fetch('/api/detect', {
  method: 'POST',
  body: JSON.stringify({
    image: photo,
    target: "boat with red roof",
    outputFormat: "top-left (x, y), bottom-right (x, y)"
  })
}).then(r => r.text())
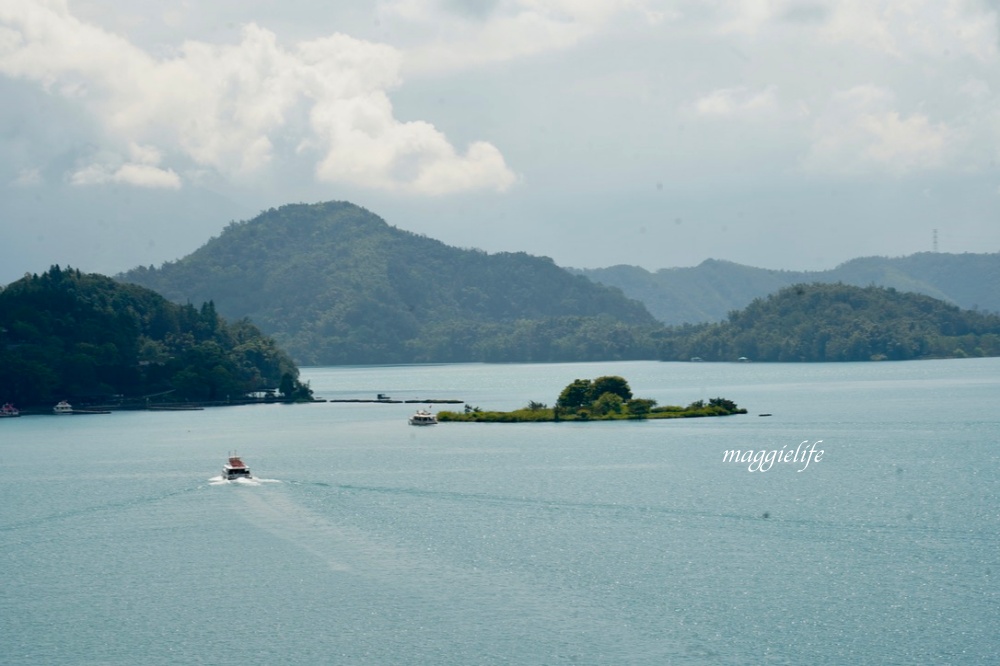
top-left (0, 403), bottom-right (20, 418)
top-left (223, 453), bottom-right (252, 480)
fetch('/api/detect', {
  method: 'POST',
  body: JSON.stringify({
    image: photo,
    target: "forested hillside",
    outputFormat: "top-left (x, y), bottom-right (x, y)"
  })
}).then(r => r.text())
top-left (120, 201), bottom-right (660, 364)
top-left (655, 283), bottom-right (1000, 362)
top-left (0, 266), bottom-right (307, 407)
top-left (575, 252), bottom-right (1000, 325)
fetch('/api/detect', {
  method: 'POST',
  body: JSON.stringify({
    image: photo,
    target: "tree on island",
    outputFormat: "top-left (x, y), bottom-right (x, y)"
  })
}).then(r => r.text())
top-left (557, 375), bottom-right (633, 411)
top-left (558, 375), bottom-right (634, 418)
top-left (556, 379), bottom-right (593, 410)
top-left (279, 372), bottom-right (314, 402)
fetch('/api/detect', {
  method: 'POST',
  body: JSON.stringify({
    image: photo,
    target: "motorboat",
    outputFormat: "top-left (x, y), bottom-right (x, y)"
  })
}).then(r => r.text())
top-left (53, 400), bottom-right (73, 414)
top-left (0, 403), bottom-right (19, 418)
top-left (408, 408), bottom-right (437, 426)
top-left (223, 454), bottom-right (252, 480)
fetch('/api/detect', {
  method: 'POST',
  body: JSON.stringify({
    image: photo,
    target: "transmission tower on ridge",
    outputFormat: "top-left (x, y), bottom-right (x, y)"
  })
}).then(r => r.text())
top-left (933, 229), bottom-right (938, 253)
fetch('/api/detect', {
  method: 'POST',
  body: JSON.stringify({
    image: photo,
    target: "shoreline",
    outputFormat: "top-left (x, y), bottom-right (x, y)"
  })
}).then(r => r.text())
top-left (7, 396), bottom-right (465, 416)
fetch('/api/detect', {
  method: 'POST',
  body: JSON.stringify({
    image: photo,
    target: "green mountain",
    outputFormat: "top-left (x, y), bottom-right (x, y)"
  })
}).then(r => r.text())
top-left (575, 252), bottom-right (1000, 325)
top-left (0, 266), bottom-right (307, 408)
top-left (655, 282), bottom-right (1000, 362)
top-left (119, 201), bottom-right (660, 365)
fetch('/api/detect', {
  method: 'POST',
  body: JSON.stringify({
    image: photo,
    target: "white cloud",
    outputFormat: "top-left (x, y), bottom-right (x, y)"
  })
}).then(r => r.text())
top-left (821, 0), bottom-right (999, 61)
top-left (410, 140), bottom-right (518, 195)
top-left (0, 0), bottom-right (516, 195)
top-left (115, 163), bottom-right (183, 188)
top-left (958, 78), bottom-right (991, 100)
top-left (689, 85), bottom-right (780, 118)
top-left (379, 0), bottom-right (658, 73)
top-left (689, 0), bottom-right (998, 62)
top-left (10, 167), bottom-right (42, 187)
top-left (128, 142), bottom-right (165, 166)
top-left (713, 0), bottom-right (779, 35)
top-left (309, 95), bottom-right (517, 194)
top-left (70, 161), bottom-right (182, 189)
top-left (860, 112), bottom-right (950, 167)
top-left (68, 140), bottom-right (182, 189)
top-left (804, 85), bottom-right (953, 175)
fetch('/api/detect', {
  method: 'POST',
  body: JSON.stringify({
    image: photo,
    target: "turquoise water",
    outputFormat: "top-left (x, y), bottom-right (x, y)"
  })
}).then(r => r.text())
top-left (2, 359), bottom-right (998, 664)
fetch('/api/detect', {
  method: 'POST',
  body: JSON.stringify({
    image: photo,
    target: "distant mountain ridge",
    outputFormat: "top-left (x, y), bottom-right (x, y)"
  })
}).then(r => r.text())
top-left (120, 201), bottom-right (659, 364)
top-left (115, 199), bottom-right (1000, 365)
top-left (573, 252), bottom-right (1000, 325)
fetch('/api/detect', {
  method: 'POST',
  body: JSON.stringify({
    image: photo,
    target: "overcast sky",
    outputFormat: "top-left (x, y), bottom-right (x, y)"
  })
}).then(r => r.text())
top-left (2, 0), bottom-right (999, 285)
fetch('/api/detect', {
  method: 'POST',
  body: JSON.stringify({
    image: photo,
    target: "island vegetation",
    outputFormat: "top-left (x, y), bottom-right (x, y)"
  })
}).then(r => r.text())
top-left (655, 282), bottom-right (1000, 362)
top-left (437, 375), bottom-right (746, 422)
top-left (0, 266), bottom-right (312, 409)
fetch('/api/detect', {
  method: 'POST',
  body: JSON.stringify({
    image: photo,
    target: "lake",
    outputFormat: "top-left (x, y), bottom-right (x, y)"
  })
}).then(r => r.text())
top-left (1, 358), bottom-right (998, 664)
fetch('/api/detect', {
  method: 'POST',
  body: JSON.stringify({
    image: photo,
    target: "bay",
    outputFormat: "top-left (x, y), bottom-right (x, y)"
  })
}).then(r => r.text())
top-left (1, 359), bottom-right (998, 664)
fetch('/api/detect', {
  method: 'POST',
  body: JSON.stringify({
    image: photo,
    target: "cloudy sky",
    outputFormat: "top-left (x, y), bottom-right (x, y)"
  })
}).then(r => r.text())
top-left (2, 0), bottom-right (999, 285)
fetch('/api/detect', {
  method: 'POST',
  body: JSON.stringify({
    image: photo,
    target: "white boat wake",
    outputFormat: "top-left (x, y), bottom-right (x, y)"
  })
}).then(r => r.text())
top-left (208, 475), bottom-right (281, 486)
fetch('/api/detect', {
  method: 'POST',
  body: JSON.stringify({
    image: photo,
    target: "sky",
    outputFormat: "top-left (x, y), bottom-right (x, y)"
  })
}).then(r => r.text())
top-left (2, 0), bottom-right (999, 285)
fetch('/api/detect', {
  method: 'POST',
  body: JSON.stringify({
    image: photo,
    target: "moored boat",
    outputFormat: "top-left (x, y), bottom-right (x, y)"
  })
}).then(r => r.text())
top-left (408, 408), bottom-right (438, 426)
top-left (0, 402), bottom-right (20, 418)
top-left (223, 453), bottom-right (252, 480)
top-left (53, 400), bottom-right (73, 415)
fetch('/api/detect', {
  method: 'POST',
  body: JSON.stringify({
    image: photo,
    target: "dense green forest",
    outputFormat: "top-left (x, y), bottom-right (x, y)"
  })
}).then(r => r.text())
top-left (120, 201), bottom-right (661, 364)
top-left (575, 252), bottom-right (1000, 325)
top-left (655, 283), bottom-right (1000, 362)
top-left (0, 266), bottom-right (309, 408)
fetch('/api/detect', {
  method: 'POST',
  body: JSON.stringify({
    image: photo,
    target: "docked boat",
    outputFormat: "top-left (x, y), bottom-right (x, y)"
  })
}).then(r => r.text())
top-left (0, 403), bottom-right (19, 418)
top-left (223, 454), bottom-right (252, 480)
top-left (408, 408), bottom-right (438, 426)
top-left (53, 400), bottom-right (73, 415)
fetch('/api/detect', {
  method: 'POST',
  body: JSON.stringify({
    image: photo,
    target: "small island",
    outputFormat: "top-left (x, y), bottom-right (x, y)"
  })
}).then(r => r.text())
top-left (437, 375), bottom-right (747, 422)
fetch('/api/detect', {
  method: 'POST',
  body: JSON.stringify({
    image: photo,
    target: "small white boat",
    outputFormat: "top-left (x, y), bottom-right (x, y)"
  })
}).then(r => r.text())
top-left (223, 453), bottom-right (252, 480)
top-left (408, 408), bottom-right (437, 426)
top-left (53, 400), bottom-right (73, 415)
top-left (0, 403), bottom-right (20, 418)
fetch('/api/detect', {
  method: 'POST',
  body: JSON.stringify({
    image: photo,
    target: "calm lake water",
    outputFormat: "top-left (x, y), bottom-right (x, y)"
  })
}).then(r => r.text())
top-left (2, 359), bottom-right (998, 665)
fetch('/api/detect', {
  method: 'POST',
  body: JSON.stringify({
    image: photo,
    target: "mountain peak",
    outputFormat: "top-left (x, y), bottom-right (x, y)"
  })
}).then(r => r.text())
top-left (120, 201), bottom-right (658, 364)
